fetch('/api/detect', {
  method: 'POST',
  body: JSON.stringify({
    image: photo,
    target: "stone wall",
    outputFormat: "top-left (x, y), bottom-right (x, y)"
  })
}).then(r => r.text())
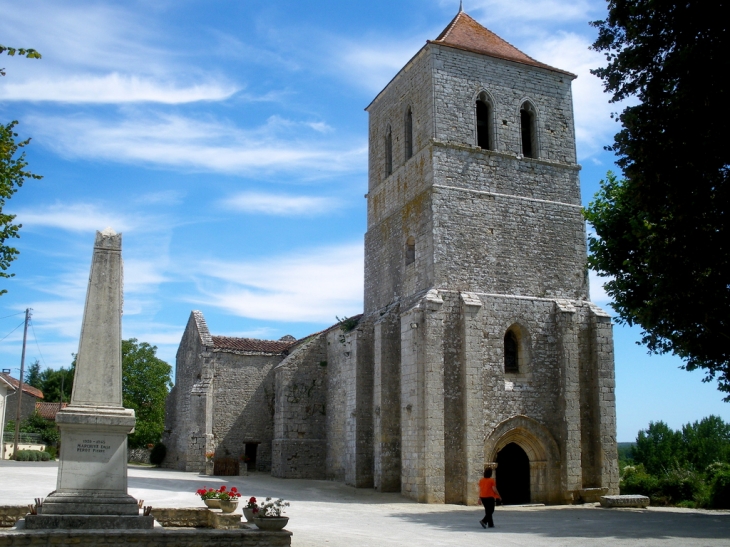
top-left (271, 336), bottom-right (328, 478)
top-left (211, 352), bottom-right (280, 472)
top-left (3, 392), bottom-right (39, 423)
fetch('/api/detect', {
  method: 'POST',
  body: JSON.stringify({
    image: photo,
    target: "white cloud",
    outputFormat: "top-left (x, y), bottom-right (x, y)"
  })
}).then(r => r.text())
top-left (335, 39), bottom-right (425, 93)
top-left (0, 74), bottom-right (237, 104)
top-left (0, 1), bottom-right (237, 105)
top-left (523, 32), bottom-right (618, 159)
top-left (14, 203), bottom-right (137, 234)
top-left (26, 113), bottom-right (367, 176)
top-left (222, 192), bottom-right (341, 216)
top-left (191, 244), bottom-right (363, 323)
top-left (589, 269), bottom-right (613, 308)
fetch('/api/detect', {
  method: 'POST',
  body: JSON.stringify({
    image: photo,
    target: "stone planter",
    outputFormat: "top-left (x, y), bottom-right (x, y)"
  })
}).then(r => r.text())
top-left (205, 460), bottom-right (214, 476)
top-left (219, 500), bottom-right (239, 513)
top-left (253, 516), bottom-right (289, 531)
top-left (242, 507), bottom-right (256, 522)
top-left (239, 462), bottom-right (248, 476)
top-left (203, 499), bottom-right (220, 509)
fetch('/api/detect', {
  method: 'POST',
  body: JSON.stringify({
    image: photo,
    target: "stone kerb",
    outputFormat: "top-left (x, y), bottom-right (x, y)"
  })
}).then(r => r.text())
top-left (600, 495), bottom-right (650, 508)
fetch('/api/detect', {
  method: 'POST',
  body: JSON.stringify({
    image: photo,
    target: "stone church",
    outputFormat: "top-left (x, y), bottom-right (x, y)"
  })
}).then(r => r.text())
top-left (163, 10), bottom-right (619, 505)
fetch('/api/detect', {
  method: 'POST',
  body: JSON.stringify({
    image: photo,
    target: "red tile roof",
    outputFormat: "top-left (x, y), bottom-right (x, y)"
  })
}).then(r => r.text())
top-left (429, 11), bottom-right (575, 77)
top-left (0, 373), bottom-right (44, 399)
top-left (35, 402), bottom-right (67, 420)
top-left (211, 336), bottom-right (297, 355)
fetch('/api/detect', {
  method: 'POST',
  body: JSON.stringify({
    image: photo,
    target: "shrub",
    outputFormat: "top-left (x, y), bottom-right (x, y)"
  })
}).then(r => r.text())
top-left (14, 449), bottom-right (49, 461)
top-left (150, 442), bottom-right (166, 466)
top-left (44, 446), bottom-right (57, 460)
top-left (620, 464), bottom-right (659, 497)
top-left (710, 469), bottom-right (730, 509)
top-left (655, 467), bottom-right (706, 506)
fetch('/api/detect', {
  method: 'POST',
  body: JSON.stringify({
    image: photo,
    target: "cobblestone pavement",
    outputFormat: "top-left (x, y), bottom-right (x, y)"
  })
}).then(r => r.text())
top-left (1, 461), bottom-right (729, 547)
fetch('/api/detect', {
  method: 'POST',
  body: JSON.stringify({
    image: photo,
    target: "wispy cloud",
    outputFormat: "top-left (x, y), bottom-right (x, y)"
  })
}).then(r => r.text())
top-left (589, 269), bottom-right (613, 308)
top-left (191, 244), bottom-right (363, 323)
top-left (14, 203), bottom-right (137, 233)
top-left (0, 74), bottom-right (237, 104)
top-left (221, 192), bottom-right (341, 216)
top-left (0, 1), bottom-right (237, 105)
top-left (26, 113), bottom-right (367, 176)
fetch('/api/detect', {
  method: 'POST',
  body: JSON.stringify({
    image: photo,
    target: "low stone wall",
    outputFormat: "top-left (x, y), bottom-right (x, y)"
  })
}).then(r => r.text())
top-left (150, 507), bottom-right (209, 528)
top-left (0, 528), bottom-right (291, 546)
top-left (0, 508), bottom-right (27, 529)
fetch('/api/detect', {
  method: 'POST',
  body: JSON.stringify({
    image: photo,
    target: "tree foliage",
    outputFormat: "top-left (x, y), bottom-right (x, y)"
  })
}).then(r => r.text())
top-left (24, 359), bottom-right (42, 388)
top-left (37, 366), bottom-right (74, 403)
top-left (1, 45), bottom-right (42, 296)
top-left (122, 338), bottom-right (172, 448)
top-left (586, 0), bottom-right (730, 397)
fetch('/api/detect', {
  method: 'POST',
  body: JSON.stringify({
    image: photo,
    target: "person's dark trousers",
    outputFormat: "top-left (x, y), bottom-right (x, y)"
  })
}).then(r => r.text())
top-left (480, 497), bottom-right (496, 527)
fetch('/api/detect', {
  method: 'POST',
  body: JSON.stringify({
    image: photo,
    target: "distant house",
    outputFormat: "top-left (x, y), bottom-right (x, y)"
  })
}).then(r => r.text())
top-left (0, 373), bottom-right (44, 422)
top-left (35, 402), bottom-right (68, 421)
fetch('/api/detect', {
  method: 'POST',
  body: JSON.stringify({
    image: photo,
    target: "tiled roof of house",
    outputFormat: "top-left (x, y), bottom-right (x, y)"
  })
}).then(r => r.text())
top-left (211, 336), bottom-right (297, 355)
top-left (429, 11), bottom-right (575, 77)
top-left (0, 373), bottom-right (44, 399)
top-left (35, 402), bottom-right (68, 420)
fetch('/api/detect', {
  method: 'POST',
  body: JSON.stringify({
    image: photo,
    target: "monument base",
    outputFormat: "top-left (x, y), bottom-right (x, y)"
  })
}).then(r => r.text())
top-left (42, 491), bottom-right (139, 516)
top-left (24, 515), bottom-right (154, 530)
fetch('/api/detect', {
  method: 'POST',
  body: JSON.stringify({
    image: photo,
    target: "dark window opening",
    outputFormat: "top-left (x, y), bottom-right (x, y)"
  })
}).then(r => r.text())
top-left (405, 108), bottom-right (413, 160)
top-left (520, 104), bottom-right (535, 158)
top-left (405, 236), bottom-right (415, 266)
top-left (244, 443), bottom-right (258, 470)
top-left (504, 330), bottom-right (519, 373)
top-left (385, 128), bottom-right (393, 177)
top-left (476, 100), bottom-right (491, 149)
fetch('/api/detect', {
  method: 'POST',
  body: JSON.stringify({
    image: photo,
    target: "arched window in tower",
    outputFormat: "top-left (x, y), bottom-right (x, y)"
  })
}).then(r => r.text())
top-left (385, 126), bottom-right (393, 177)
top-left (504, 329), bottom-right (519, 373)
top-left (405, 236), bottom-right (415, 266)
top-left (476, 93), bottom-right (493, 150)
top-left (520, 102), bottom-right (537, 158)
top-left (405, 107), bottom-right (413, 161)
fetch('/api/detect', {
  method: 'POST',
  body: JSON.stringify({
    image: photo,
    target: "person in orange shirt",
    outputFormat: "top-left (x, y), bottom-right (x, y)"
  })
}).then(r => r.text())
top-left (478, 467), bottom-right (501, 528)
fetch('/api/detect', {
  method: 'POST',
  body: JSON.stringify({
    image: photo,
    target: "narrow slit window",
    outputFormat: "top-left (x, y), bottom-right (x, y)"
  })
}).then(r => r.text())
top-left (405, 108), bottom-right (413, 160)
top-left (504, 330), bottom-right (519, 373)
top-left (405, 236), bottom-right (415, 266)
top-left (385, 127), bottom-right (393, 177)
top-left (476, 98), bottom-right (491, 150)
top-left (520, 102), bottom-right (536, 158)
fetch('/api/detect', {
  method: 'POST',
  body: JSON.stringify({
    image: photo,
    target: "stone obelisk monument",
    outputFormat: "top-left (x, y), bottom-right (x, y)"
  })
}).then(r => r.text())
top-left (28, 229), bottom-right (152, 529)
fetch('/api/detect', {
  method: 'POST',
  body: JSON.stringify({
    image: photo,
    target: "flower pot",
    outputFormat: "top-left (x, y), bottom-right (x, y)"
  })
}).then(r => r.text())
top-left (219, 500), bottom-right (239, 513)
top-left (204, 499), bottom-right (221, 509)
top-left (205, 461), bottom-right (214, 476)
top-left (253, 516), bottom-right (289, 531)
top-left (242, 507), bottom-right (256, 522)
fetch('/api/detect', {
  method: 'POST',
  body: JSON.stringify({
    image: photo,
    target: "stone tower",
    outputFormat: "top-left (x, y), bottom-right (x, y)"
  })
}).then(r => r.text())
top-left (362, 11), bottom-right (619, 504)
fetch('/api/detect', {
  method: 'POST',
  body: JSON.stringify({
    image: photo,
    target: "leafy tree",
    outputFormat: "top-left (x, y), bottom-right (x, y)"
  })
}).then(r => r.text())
top-left (122, 338), bottom-right (172, 448)
top-left (1, 45), bottom-right (42, 295)
top-left (681, 416), bottom-right (730, 472)
top-left (586, 1), bottom-right (730, 397)
top-left (24, 359), bottom-right (41, 388)
top-left (38, 366), bottom-right (74, 403)
top-left (633, 421), bottom-right (683, 475)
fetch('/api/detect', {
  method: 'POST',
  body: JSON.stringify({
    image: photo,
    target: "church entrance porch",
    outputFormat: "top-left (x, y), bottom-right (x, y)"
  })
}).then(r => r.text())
top-left (496, 442), bottom-right (530, 505)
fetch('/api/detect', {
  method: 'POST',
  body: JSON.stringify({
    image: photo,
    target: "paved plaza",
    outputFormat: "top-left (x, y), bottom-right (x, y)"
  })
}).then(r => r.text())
top-left (1, 460), bottom-right (728, 546)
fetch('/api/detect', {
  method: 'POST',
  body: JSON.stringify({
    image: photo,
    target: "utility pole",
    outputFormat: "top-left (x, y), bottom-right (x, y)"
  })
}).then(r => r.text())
top-left (12, 308), bottom-right (31, 459)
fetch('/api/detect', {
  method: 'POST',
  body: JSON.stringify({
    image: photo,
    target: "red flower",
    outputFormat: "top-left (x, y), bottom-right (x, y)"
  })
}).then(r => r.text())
top-left (249, 497), bottom-right (256, 503)
top-left (231, 487), bottom-right (238, 493)
top-left (219, 486), bottom-right (226, 492)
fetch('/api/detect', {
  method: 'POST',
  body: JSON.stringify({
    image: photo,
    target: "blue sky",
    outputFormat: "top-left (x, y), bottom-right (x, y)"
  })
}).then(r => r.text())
top-left (0, 0), bottom-right (726, 442)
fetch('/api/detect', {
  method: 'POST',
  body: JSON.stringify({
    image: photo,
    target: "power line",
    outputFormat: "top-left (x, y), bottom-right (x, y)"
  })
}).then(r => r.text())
top-left (0, 319), bottom-right (26, 343)
top-left (0, 311), bottom-right (25, 320)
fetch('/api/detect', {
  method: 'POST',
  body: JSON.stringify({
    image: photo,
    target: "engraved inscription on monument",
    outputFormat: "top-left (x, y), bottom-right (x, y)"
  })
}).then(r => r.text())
top-left (76, 440), bottom-right (111, 454)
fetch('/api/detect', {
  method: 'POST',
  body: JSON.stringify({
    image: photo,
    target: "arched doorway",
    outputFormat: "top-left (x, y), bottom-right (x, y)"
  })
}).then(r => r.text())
top-left (496, 442), bottom-right (530, 505)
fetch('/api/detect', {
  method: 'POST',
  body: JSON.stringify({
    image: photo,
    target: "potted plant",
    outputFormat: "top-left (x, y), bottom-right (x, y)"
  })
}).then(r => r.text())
top-left (243, 496), bottom-right (258, 522)
top-left (253, 498), bottom-right (290, 531)
top-left (205, 451), bottom-right (215, 476)
top-left (218, 486), bottom-right (241, 513)
top-left (196, 486), bottom-right (220, 509)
